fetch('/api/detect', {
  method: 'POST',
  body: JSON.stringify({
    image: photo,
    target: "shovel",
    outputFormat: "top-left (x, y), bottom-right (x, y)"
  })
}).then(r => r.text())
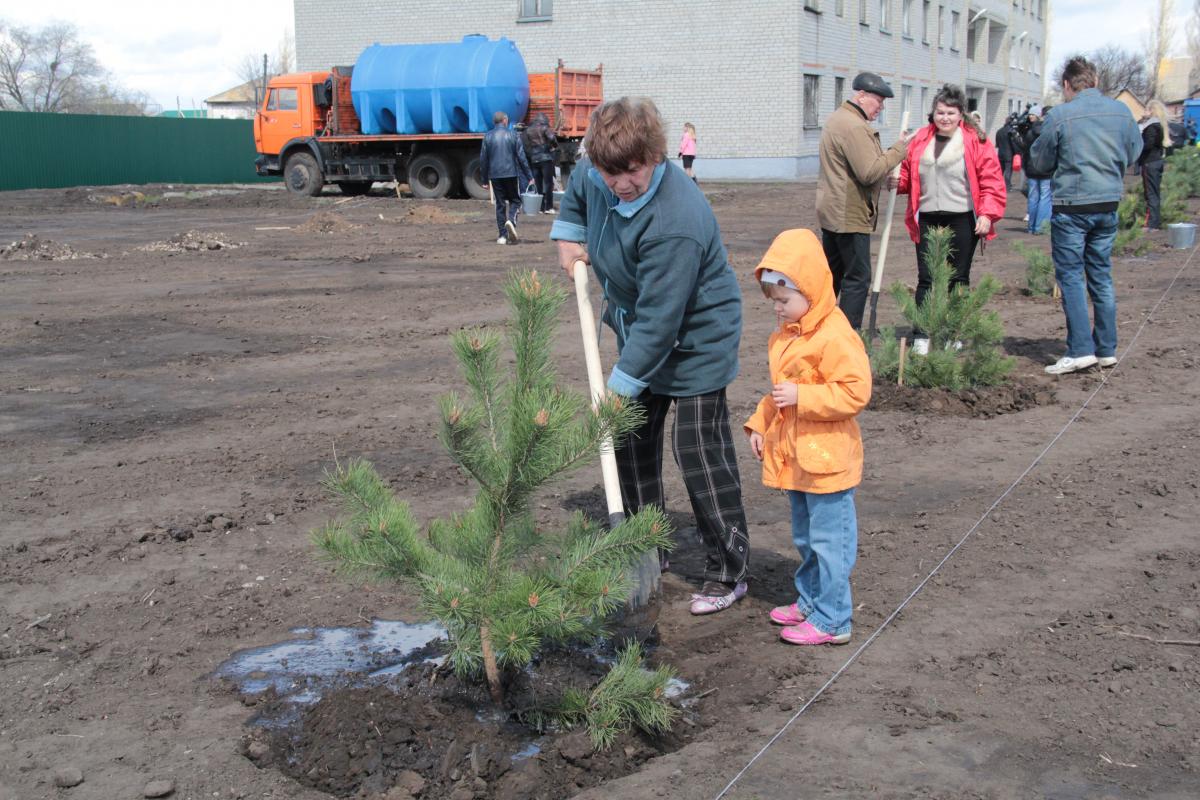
top-left (866, 111), bottom-right (910, 342)
top-left (571, 260), bottom-right (661, 612)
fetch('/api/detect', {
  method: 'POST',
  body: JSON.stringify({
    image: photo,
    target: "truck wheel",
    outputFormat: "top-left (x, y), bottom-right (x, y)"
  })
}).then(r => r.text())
top-left (407, 153), bottom-right (457, 200)
top-left (461, 155), bottom-right (489, 201)
top-left (338, 181), bottom-right (373, 196)
top-left (284, 152), bottom-right (323, 196)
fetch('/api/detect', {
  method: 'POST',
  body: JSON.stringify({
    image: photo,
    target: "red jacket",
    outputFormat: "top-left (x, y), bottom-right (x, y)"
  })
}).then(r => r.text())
top-left (897, 122), bottom-right (1006, 243)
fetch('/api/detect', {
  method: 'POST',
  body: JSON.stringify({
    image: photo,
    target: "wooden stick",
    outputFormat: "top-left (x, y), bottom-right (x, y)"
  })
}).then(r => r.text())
top-left (866, 110), bottom-right (911, 340)
top-left (898, 336), bottom-right (908, 386)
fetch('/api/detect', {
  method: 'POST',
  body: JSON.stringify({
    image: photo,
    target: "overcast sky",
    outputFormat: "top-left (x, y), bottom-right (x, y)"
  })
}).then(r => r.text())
top-left (0, 0), bottom-right (1179, 112)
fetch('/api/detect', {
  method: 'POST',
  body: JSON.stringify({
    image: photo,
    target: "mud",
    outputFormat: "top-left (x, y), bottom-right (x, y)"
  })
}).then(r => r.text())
top-left (1, 181), bottom-right (1197, 800)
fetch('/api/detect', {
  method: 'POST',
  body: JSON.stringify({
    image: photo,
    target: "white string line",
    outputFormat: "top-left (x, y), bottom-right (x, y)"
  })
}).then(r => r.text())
top-left (714, 241), bottom-right (1199, 800)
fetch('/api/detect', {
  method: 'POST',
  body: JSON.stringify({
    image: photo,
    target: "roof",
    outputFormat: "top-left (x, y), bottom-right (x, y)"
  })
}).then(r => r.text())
top-left (205, 80), bottom-right (260, 105)
top-left (157, 109), bottom-right (208, 118)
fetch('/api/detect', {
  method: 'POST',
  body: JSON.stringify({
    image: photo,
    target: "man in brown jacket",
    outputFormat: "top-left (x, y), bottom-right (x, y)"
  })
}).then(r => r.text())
top-left (817, 71), bottom-right (910, 329)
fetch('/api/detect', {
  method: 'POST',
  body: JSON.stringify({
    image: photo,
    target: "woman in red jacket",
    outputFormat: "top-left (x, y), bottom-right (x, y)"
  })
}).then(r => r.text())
top-left (891, 84), bottom-right (1006, 354)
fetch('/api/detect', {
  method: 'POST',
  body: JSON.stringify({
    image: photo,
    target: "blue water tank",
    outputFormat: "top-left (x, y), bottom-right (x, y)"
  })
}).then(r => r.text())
top-left (351, 35), bottom-right (530, 135)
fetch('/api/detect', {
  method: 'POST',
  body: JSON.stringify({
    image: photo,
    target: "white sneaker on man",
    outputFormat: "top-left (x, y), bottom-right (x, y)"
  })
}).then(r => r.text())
top-left (497, 236), bottom-right (507, 245)
top-left (1097, 356), bottom-right (1118, 368)
top-left (546, 208), bottom-right (556, 214)
top-left (505, 220), bottom-right (519, 243)
top-left (1045, 355), bottom-right (1098, 374)
top-left (911, 338), bottom-right (930, 356)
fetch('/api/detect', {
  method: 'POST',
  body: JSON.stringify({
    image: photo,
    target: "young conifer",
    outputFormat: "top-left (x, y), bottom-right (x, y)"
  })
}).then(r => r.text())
top-left (869, 227), bottom-right (1013, 389)
top-left (313, 271), bottom-right (674, 744)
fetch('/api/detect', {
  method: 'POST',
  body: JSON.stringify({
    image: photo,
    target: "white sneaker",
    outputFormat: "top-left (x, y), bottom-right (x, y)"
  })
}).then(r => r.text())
top-left (1098, 356), bottom-right (1118, 368)
top-left (1045, 355), bottom-right (1098, 375)
top-left (546, 208), bottom-right (556, 214)
top-left (911, 337), bottom-right (930, 356)
top-left (1023, 213), bottom-right (1029, 223)
top-left (505, 220), bottom-right (519, 243)
top-left (497, 236), bottom-right (507, 245)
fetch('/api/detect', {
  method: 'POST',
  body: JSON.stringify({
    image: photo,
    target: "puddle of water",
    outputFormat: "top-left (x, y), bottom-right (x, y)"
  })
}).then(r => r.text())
top-left (213, 619), bottom-right (445, 700)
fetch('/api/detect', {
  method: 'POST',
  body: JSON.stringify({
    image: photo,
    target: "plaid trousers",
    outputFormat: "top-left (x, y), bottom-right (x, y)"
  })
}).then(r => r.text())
top-left (614, 388), bottom-right (750, 584)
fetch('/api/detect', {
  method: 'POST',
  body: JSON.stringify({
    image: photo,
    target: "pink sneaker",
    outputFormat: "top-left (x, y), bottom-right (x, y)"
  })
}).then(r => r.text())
top-left (779, 621), bottom-right (851, 646)
top-left (769, 603), bottom-right (806, 626)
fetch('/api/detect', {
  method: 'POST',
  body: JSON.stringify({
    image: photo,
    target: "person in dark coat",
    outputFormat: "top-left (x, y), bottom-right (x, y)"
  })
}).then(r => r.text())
top-left (1011, 108), bottom-right (1053, 234)
top-left (480, 111), bottom-right (532, 244)
top-left (1139, 101), bottom-right (1167, 231)
top-left (996, 120), bottom-right (1015, 189)
top-left (521, 113), bottom-right (558, 213)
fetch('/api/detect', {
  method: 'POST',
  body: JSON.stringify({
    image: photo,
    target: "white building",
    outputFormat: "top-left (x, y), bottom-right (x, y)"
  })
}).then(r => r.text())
top-left (294, 0), bottom-right (1048, 178)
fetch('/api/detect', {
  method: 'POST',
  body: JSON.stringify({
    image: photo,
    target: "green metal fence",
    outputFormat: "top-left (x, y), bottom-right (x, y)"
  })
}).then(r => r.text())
top-left (0, 111), bottom-right (275, 191)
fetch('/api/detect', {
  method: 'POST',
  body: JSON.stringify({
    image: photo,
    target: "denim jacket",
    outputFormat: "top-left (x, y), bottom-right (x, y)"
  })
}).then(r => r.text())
top-left (1029, 88), bottom-right (1142, 210)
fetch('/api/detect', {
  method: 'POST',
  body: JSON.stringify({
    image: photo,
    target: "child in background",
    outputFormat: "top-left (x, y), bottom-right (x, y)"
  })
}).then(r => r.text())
top-left (678, 122), bottom-right (697, 180)
top-left (744, 229), bottom-right (872, 645)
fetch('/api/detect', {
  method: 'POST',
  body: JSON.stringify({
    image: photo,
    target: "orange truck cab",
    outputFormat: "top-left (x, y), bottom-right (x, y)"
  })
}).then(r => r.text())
top-left (253, 63), bottom-right (602, 200)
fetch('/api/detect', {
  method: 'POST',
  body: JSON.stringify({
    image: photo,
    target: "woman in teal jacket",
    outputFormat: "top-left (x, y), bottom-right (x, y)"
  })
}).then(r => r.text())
top-left (550, 97), bottom-right (750, 615)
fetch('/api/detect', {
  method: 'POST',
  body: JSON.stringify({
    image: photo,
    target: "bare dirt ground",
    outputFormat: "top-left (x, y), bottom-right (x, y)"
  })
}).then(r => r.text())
top-left (1, 180), bottom-right (1198, 800)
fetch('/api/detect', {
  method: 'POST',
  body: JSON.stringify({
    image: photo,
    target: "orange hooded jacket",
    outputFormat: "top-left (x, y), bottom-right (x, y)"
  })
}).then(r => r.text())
top-left (744, 229), bottom-right (872, 494)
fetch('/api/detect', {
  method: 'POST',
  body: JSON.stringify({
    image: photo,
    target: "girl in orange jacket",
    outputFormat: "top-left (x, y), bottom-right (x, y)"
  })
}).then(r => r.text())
top-left (744, 229), bottom-right (872, 645)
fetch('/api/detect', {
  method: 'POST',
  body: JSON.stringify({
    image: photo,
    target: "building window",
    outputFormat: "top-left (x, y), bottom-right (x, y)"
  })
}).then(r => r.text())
top-left (950, 10), bottom-right (960, 50)
top-left (1033, 45), bottom-right (1041, 76)
top-left (937, 6), bottom-right (945, 47)
top-left (836, 0), bottom-right (845, 16)
top-left (879, 0), bottom-right (891, 31)
top-left (518, 0), bottom-right (552, 22)
top-left (920, 85), bottom-right (929, 118)
top-left (902, 0), bottom-right (913, 36)
top-left (860, 0), bottom-right (869, 25)
top-left (804, 74), bottom-right (821, 128)
top-left (834, 76), bottom-right (846, 107)
top-left (922, 1), bottom-right (931, 43)
top-left (805, 0), bottom-right (820, 11)
top-left (901, 84), bottom-right (912, 125)
top-left (1010, 36), bottom-right (1018, 68)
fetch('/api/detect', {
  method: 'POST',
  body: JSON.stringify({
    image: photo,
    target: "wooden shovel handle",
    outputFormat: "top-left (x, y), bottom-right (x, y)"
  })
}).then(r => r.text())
top-left (572, 261), bottom-right (624, 523)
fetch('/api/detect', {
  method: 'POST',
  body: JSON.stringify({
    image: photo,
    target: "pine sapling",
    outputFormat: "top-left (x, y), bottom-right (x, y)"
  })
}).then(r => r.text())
top-left (1012, 241), bottom-right (1054, 297)
top-left (873, 226), bottom-right (1013, 389)
top-left (313, 271), bottom-right (675, 742)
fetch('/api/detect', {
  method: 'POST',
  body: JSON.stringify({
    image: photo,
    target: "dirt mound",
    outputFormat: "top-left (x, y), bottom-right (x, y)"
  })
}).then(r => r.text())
top-left (245, 651), bottom-right (688, 799)
top-left (869, 376), bottom-right (1056, 417)
top-left (296, 211), bottom-right (361, 234)
top-left (0, 234), bottom-right (104, 261)
top-left (402, 205), bottom-right (472, 224)
top-left (138, 230), bottom-right (244, 253)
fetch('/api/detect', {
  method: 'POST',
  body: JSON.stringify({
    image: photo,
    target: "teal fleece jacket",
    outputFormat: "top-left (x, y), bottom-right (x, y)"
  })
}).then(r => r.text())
top-left (550, 159), bottom-right (741, 397)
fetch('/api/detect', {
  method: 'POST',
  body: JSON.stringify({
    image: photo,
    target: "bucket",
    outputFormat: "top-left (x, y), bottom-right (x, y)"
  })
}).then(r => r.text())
top-left (1168, 222), bottom-right (1197, 249)
top-left (521, 192), bottom-right (542, 215)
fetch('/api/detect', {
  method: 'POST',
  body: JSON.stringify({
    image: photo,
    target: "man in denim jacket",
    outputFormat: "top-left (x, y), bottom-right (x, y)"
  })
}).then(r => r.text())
top-left (1030, 56), bottom-right (1142, 375)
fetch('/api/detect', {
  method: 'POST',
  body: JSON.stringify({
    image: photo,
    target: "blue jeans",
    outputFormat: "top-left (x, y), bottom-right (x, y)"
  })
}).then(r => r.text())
top-left (1050, 211), bottom-right (1118, 359)
top-left (1026, 178), bottom-right (1053, 234)
top-left (788, 488), bottom-right (857, 636)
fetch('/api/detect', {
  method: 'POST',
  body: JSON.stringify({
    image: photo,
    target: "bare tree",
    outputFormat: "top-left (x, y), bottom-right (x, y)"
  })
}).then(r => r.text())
top-left (0, 19), bottom-right (148, 114)
top-left (1050, 47), bottom-right (1150, 99)
top-left (1188, 0), bottom-right (1200, 91)
top-left (1092, 45), bottom-right (1150, 97)
top-left (1144, 0), bottom-right (1176, 100)
top-left (234, 30), bottom-right (295, 112)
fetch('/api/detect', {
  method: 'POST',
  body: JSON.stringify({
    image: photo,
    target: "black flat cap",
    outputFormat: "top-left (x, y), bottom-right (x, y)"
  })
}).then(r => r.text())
top-left (852, 71), bottom-right (894, 98)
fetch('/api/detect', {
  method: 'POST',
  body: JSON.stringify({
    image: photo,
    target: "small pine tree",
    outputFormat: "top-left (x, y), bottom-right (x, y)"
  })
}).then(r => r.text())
top-left (1011, 241), bottom-right (1054, 297)
top-left (1115, 192), bottom-right (1150, 256)
top-left (867, 227), bottom-right (1013, 389)
top-left (313, 271), bottom-right (674, 742)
